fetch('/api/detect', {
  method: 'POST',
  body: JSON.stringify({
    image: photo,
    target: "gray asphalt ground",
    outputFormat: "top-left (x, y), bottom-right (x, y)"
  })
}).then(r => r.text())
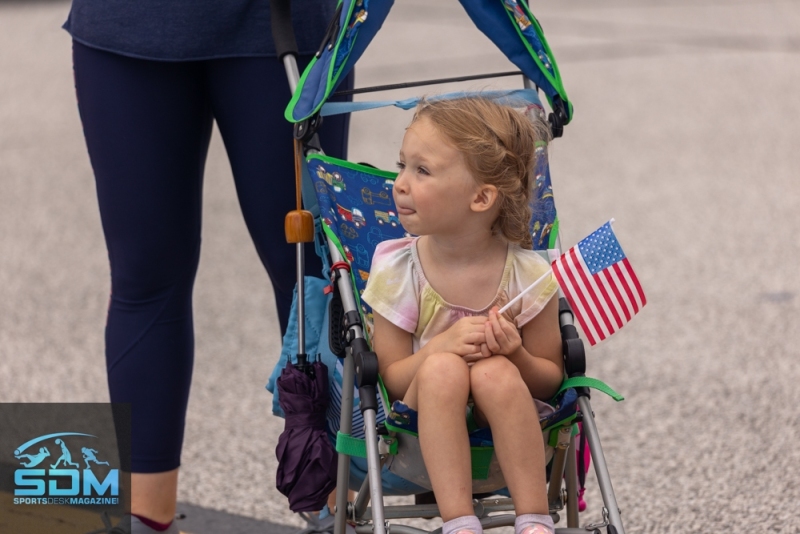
top-left (2, 0), bottom-right (799, 533)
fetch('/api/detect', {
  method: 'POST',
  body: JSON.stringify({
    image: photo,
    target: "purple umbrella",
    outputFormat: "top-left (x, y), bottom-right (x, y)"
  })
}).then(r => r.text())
top-left (275, 359), bottom-right (338, 512)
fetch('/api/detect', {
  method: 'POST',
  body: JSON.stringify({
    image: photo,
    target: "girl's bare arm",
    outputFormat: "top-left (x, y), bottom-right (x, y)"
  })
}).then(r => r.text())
top-left (372, 312), bottom-right (415, 400)
top-left (505, 297), bottom-right (564, 400)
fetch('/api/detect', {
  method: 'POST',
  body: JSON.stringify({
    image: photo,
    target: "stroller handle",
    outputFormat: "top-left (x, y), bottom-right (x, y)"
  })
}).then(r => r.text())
top-left (270, 0), bottom-right (299, 60)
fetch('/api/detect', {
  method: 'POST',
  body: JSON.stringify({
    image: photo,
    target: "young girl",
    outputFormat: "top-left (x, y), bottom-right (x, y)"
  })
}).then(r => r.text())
top-left (361, 97), bottom-right (563, 534)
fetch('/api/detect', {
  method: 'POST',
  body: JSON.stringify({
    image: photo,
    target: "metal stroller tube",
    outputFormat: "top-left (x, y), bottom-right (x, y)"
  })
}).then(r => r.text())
top-left (335, 351), bottom-right (356, 534)
top-left (327, 237), bottom-right (387, 534)
top-left (578, 396), bottom-right (625, 534)
top-left (331, 243), bottom-right (359, 534)
top-left (564, 435), bottom-right (580, 528)
top-left (295, 243), bottom-right (305, 357)
top-left (362, 409), bottom-right (386, 534)
top-left (284, 58), bottom-right (301, 94)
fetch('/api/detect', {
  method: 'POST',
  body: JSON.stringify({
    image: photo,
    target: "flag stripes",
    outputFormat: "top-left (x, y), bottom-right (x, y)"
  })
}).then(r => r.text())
top-left (622, 258), bottom-right (646, 309)
top-left (552, 257), bottom-right (596, 345)
top-left (551, 222), bottom-right (646, 345)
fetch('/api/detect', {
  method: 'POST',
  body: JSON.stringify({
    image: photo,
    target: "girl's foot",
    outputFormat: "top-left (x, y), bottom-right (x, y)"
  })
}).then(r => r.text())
top-left (442, 515), bottom-right (483, 534)
top-left (515, 514), bottom-right (555, 534)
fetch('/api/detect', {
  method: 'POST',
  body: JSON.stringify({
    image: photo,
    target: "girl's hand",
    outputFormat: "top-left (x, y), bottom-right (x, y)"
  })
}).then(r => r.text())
top-left (431, 316), bottom-right (488, 357)
top-left (463, 350), bottom-right (490, 365)
top-left (484, 306), bottom-right (522, 357)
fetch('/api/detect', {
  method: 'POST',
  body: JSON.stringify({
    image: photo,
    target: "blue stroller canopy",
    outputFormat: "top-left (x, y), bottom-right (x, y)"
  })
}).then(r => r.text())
top-left (284, 0), bottom-right (573, 126)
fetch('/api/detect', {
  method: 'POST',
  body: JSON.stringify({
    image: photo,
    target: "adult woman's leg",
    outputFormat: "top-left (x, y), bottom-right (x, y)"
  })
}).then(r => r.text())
top-left (73, 41), bottom-right (213, 523)
top-left (205, 56), bottom-right (352, 335)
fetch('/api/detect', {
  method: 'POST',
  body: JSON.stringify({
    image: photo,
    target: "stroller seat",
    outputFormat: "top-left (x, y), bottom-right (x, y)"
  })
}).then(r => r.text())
top-left (384, 388), bottom-right (580, 494)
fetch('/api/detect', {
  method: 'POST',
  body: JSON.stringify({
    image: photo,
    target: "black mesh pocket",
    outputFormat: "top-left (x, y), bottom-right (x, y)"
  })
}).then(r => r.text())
top-left (328, 289), bottom-right (346, 358)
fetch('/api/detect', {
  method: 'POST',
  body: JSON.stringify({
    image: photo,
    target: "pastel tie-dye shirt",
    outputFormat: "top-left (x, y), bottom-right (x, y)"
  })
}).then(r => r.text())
top-left (361, 237), bottom-right (558, 353)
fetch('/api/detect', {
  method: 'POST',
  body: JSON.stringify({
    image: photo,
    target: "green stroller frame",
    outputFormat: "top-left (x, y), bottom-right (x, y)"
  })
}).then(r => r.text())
top-left (269, 1), bottom-right (627, 533)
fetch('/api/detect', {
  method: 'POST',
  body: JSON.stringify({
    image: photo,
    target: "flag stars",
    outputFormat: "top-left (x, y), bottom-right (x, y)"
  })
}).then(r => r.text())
top-left (579, 223), bottom-right (625, 274)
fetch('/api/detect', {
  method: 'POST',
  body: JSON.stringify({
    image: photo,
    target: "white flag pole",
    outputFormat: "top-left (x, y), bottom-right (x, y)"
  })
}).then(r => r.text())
top-left (498, 268), bottom-right (552, 315)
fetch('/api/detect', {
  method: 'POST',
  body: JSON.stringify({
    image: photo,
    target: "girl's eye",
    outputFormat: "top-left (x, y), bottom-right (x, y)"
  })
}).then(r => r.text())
top-left (417, 167), bottom-right (429, 176)
top-left (396, 161), bottom-right (405, 170)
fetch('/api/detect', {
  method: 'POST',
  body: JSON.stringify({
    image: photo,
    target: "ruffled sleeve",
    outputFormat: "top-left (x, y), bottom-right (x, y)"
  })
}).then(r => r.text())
top-left (509, 247), bottom-right (559, 328)
top-left (361, 238), bottom-right (419, 334)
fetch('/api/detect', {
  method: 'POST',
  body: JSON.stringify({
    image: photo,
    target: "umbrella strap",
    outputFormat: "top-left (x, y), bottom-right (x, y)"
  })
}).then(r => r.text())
top-left (336, 431), bottom-right (398, 458)
top-left (284, 413), bottom-right (328, 429)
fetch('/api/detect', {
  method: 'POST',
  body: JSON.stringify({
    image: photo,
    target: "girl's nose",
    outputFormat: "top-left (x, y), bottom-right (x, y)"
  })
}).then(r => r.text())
top-left (393, 171), bottom-right (407, 193)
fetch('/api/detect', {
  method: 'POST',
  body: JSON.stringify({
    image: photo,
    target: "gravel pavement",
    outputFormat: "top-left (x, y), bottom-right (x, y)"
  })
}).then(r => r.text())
top-left (1, 1), bottom-right (799, 533)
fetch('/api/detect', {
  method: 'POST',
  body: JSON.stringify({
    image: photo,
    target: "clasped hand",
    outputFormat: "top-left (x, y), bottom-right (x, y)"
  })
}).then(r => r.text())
top-left (432, 307), bottom-right (522, 364)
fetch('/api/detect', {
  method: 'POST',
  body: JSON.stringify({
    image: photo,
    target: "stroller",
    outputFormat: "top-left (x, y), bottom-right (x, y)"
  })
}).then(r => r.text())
top-left (267, 1), bottom-right (627, 533)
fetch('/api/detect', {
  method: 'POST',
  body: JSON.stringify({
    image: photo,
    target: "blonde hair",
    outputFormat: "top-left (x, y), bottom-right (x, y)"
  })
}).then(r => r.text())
top-left (411, 97), bottom-right (550, 249)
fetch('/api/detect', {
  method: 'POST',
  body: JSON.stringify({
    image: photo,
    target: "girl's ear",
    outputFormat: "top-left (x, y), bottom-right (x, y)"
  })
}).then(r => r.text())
top-left (471, 184), bottom-right (499, 213)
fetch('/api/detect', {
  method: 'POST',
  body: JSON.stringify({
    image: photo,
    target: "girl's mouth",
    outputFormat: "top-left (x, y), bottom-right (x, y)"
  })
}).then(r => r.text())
top-left (396, 206), bottom-right (415, 215)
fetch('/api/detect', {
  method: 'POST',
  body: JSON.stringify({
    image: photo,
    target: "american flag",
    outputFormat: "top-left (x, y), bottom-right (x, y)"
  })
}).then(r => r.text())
top-left (551, 221), bottom-right (646, 346)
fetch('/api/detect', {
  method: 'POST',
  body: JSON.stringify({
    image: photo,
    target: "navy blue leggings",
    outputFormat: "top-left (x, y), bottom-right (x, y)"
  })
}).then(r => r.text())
top-left (73, 41), bottom-right (351, 472)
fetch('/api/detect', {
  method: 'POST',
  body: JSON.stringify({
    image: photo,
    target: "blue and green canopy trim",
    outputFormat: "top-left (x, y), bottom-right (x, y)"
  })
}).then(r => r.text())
top-left (285, 0), bottom-right (572, 125)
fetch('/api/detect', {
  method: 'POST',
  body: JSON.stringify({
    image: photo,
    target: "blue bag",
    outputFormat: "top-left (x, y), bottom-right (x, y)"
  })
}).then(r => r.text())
top-left (266, 276), bottom-right (331, 418)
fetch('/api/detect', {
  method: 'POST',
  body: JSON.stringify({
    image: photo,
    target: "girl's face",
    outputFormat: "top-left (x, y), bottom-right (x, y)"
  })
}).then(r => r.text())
top-left (394, 116), bottom-right (480, 236)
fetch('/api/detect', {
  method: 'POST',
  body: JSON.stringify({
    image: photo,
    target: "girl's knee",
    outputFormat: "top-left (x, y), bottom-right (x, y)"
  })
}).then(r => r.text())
top-left (417, 352), bottom-right (469, 394)
top-left (470, 355), bottom-right (518, 376)
top-left (469, 357), bottom-right (525, 400)
top-left (419, 352), bottom-right (469, 374)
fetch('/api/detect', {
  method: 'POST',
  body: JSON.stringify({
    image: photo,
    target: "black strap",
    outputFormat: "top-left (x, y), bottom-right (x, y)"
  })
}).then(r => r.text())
top-left (578, 420), bottom-right (587, 490)
top-left (270, 0), bottom-right (298, 59)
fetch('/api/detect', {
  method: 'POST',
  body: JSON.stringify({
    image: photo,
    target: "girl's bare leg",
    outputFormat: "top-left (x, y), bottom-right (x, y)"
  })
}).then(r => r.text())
top-left (470, 357), bottom-right (548, 515)
top-left (404, 352), bottom-right (472, 522)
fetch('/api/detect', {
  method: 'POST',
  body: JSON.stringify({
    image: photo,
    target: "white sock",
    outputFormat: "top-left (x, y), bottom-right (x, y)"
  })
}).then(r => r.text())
top-left (442, 515), bottom-right (483, 534)
top-left (514, 513), bottom-right (555, 534)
